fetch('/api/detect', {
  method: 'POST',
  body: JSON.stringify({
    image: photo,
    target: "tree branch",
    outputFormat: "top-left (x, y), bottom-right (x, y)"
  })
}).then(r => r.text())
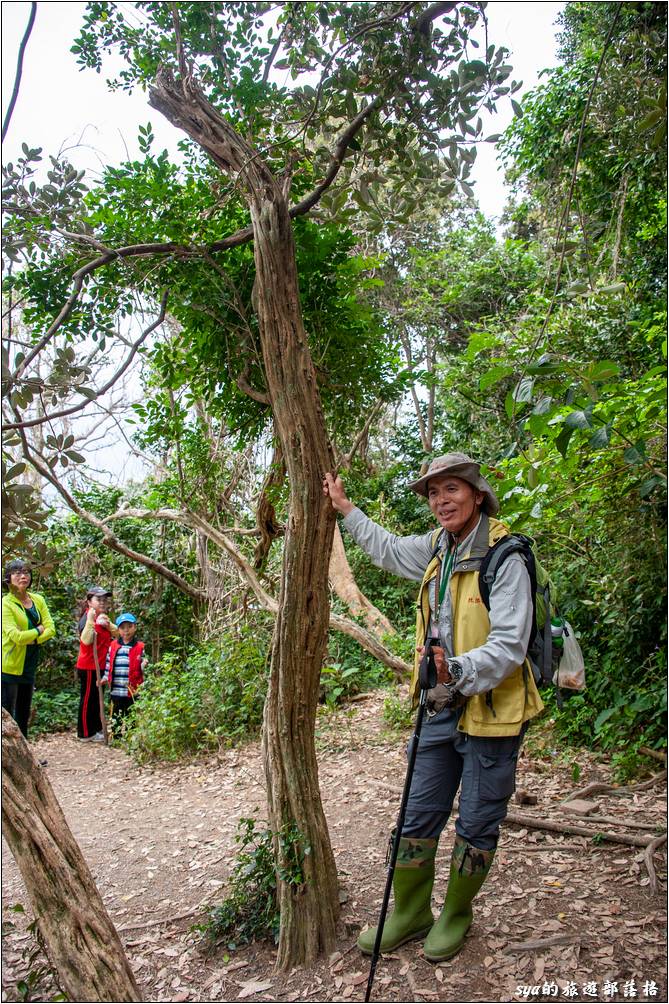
top-left (4, 291), bottom-right (168, 431)
top-left (262, 31), bottom-right (285, 85)
top-left (102, 505), bottom-right (411, 677)
top-left (8, 244), bottom-right (191, 390)
top-left (414, 2), bottom-right (456, 36)
top-left (13, 424), bottom-right (205, 601)
top-left (2, 2), bottom-right (37, 142)
top-left (337, 398), bottom-right (385, 470)
top-left (288, 97), bottom-right (384, 217)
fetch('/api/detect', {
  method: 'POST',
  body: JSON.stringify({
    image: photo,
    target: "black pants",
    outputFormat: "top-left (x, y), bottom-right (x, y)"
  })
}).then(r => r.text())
top-left (77, 669), bottom-right (102, 738)
top-left (110, 695), bottom-right (134, 719)
top-left (2, 679), bottom-right (34, 738)
top-left (402, 707), bottom-right (526, 851)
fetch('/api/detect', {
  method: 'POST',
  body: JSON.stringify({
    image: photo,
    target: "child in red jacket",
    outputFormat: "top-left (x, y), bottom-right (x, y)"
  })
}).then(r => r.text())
top-left (101, 612), bottom-right (147, 726)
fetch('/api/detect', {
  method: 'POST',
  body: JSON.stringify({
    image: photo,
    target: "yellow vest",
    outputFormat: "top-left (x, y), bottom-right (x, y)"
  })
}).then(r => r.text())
top-left (411, 516), bottom-right (544, 737)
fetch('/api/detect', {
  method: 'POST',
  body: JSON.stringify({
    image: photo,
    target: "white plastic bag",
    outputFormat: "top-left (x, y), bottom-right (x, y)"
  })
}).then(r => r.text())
top-left (553, 621), bottom-right (586, 691)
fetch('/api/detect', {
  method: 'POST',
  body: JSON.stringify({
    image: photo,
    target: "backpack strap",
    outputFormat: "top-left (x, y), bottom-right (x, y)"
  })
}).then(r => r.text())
top-left (429, 528), bottom-right (444, 562)
top-left (541, 582), bottom-right (552, 683)
top-left (478, 534), bottom-right (539, 663)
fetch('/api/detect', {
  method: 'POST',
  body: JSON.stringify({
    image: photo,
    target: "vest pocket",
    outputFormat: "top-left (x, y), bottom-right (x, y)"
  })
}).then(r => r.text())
top-left (475, 750), bottom-right (518, 800)
top-left (467, 668), bottom-right (525, 726)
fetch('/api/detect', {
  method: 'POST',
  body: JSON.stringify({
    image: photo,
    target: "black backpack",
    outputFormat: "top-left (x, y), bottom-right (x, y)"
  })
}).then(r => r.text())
top-left (478, 533), bottom-right (556, 690)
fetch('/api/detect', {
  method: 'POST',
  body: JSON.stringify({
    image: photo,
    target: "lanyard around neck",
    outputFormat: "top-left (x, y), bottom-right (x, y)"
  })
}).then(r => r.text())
top-left (438, 546), bottom-right (455, 607)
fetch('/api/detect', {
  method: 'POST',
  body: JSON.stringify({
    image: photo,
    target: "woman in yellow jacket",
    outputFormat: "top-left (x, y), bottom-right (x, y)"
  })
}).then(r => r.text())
top-left (2, 558), bottom-right (56, 737)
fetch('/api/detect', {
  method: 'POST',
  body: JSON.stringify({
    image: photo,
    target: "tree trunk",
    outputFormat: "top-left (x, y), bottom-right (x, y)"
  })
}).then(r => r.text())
top-left (329, 522), bottom-right (395, 639)
top-left (1, 710), bottom-right (142, 1002)
top-left (249, 187), bottom-right (340, 967)
top-left (149, 69), bottom-right (340, 968)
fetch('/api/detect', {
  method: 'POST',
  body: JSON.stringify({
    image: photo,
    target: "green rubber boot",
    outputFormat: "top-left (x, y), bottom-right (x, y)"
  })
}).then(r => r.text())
top-left (423, 836), bottom-right (495, 962)
top-left (357, 834), bottom-right (437, 955)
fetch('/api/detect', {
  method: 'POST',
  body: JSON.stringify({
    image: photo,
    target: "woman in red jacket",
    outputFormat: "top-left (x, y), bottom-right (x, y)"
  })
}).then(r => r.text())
top-left (76, 585), bottom-right (116, 741)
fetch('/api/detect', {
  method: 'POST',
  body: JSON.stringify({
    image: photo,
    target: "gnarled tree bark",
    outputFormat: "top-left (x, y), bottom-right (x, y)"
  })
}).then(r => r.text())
top-left (1, 710), bottom-right (142, 1002)
top-left (149, 69), bottom-right (340, 967)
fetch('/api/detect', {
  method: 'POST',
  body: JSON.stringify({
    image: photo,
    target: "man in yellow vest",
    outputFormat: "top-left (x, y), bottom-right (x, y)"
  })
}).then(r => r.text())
top-left (323, 454), bottom-right (544, 962)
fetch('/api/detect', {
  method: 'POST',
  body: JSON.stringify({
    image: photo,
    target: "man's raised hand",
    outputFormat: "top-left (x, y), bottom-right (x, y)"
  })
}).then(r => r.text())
top-left (322, 473), bottom-right (354, 516)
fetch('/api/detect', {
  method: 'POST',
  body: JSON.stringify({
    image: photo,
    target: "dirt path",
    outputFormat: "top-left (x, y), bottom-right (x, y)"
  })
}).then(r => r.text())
top-left (2, 694), bottom-right (667, 1003)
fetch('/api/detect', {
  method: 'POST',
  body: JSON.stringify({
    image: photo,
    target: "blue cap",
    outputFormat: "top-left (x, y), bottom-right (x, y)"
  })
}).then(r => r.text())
top-left (115, 613), bottom-right (137, 626)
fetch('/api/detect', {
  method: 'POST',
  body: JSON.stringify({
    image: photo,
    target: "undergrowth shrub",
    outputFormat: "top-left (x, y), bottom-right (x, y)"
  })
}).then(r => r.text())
top-left (322, 616), bottom-right (411, 707)
top-left (199, 816), bottom-right (307, 950)
top-left (122, 632), bottom-right (269, 763)
top-left (382, 689), bottom-right (414, 732)
top-left (31, 690), bottom-right (79, 736)
top-left (539, 502), bottom-right (667, 767)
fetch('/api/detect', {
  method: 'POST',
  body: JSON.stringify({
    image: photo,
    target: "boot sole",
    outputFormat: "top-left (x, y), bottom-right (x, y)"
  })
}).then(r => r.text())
top-left (358, 925), bottom-right (433, 956)
top-left (424, 941), bottom-right (465, 963)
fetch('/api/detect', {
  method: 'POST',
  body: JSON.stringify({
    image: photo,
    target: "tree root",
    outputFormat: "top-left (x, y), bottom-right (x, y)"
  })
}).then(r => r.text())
top-left (567, 768), bottom-right (667, 801)
top-left (643, 833), bottom-right (667, 896)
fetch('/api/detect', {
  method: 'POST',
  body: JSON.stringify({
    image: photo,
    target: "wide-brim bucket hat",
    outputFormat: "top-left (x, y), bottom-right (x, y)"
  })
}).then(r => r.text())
top-left (408, 452), bottom-right (500, 515)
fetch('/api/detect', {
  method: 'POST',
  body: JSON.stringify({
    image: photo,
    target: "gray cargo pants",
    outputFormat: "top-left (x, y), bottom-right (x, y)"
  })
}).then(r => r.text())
top-left (401, 706), bottom-right (526, 850)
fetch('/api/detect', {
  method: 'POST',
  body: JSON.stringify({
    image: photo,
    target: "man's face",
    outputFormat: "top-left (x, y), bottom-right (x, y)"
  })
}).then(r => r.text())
top-left (427, 475), bottom-right (484, 537)
top-left (118, 621), bottom-right (137, 643)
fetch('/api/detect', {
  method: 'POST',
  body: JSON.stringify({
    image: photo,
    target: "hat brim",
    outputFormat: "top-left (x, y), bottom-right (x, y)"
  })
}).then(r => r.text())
top-left (408, 464), bottom-right (500, 515)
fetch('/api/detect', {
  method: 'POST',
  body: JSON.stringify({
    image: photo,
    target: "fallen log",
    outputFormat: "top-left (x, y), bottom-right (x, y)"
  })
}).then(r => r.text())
top-left (560, 812), bottom-right (664, 831)
top-left (503, 810), bottom-right (664, 849)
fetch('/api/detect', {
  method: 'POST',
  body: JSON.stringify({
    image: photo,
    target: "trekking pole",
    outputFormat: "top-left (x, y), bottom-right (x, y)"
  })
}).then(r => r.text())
top-left (364, 640), bottom-right (437, 1004)
top-left (92, 635), bottom-right (109, 745)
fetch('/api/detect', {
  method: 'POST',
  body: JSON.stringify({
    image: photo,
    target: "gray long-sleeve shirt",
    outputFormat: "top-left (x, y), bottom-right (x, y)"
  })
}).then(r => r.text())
top-left (341, 507), bottom-right (533, 697)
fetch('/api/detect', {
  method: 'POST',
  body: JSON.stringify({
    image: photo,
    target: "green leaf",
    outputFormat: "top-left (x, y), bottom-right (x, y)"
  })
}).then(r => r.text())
top-left (624, 443), bottom-right (646, 466)
top-left (513, 376), bottom-right (534, 403)
top-left (511, 99), bottom-right (523, 118)
top-left (565, 279), bottom-right (589, 297)
top-left (526, 354), bottom-right (560, 374)
top-left (594, 705), bottom-right (621, 733)
top-left (639, 476), bottom-right (665, 498)
top-left (4, 462), bottom-right (26, 481)
top-left (555, 427), bottom-right (574, 458)
top-left (565, 409), bottom-right (593, 430)
top-left (588, 361), bottom-right (620, 382)
top-left (479, 365), bottom-right (513, 390)
top-left (532, 395), bottom-right (554, 415)
top-left (589, 425), bottom-right (611, 449)
top-left (638, 107), bottom-right (664, 130)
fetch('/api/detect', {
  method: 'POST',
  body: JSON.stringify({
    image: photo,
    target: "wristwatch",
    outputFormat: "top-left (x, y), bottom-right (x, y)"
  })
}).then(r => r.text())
top-left (448, 659), bottom-right (463, 685)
